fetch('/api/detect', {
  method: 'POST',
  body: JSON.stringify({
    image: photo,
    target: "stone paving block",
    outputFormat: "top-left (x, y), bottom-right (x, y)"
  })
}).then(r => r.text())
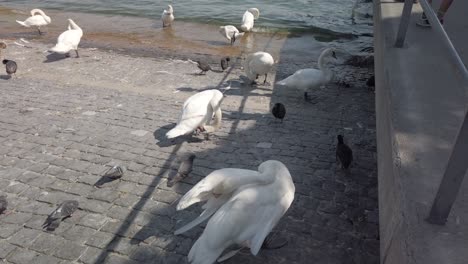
top-left (1, 212), bottom-right (33, 225)
top-left (0, 223), bottom-right (22, 239)
top-left (102, 254), bottom-right (139, 264)
top-left (0, 240), bottom-right (17, 259)
top-left (78, 246), bottom-right (106, 264)
top-left (129, 244), bottom-right (164, 262)
top-left (66, 182), bottom-right (95, 196)
top-left (85, 231), bottom-right (115, 249)
top-left (30, 233), bottom-right (65, 254)
top-left (31, 254), bottom-right (63, 264)
top-left (114, 193), bottom-right (140, 208)
top-left (7, 228), bottom-right (41, 247)
top-left (29, 175), bottom-right (57, 189)
top-left (62, 225), bottom-right (97, 244)
top-left (88, 188), bottom-right (120, 203)
top-left (52, 239), bottom-right (87, 261)
top-left (106, 237), bottom-right (138, 255)
top-left (7, 248), bottom-right (39, 264)
top-left (78, 198), bottom-right (112, 214)
top-left (5, 181), bottom-right (29, 194)
top-left (78, 213), bottom-right (110, 230)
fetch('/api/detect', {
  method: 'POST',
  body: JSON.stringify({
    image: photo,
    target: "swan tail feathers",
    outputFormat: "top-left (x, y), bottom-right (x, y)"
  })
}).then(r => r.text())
top-left (165, 126), bottom-right (189, 139)
top-left (188, 237), bottom-right (224, 264)
top-left (16, 20), bottom-right (28, 27)
top-left (176, 185), bottom-right (212, 210)
top-left (49, 43), bottom-right (71, 54)
top-left (174, 207), bottom-right (216, 235)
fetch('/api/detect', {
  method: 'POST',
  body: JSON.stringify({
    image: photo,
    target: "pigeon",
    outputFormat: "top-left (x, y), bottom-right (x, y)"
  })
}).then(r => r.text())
top-left (94, 165), bottom-right (125, 188)
top-left (336, 135), bottom-right (353, 170)
top-left (272, 103), bottom-right (286, 123)
top-left (0, 195), bottom-right (7, 214)
top-left (220, 57), bottom-right (230, 71)
top-left (196, 60), bottom-right (212, 74)
top-left (167, 154), bottom-right (196, 187)
top-left (103, 165), bottom-right (124, 179)
top-left (3, 59), bottom-right (17, 77)
top-left (43, 200), bottom-right (79, 231)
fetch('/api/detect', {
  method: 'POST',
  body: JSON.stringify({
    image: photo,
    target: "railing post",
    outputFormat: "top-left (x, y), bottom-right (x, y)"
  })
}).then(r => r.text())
top-left (395, 0), bottom-right (414, 48)
top-left (427, 113), bottom-right (468, 225)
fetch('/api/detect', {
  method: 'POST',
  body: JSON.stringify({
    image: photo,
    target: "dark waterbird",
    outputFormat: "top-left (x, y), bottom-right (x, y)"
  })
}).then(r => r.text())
top-left (220, 57), bottom-right (230, 71)
top-left (272, 103), bottom-right (286, 122)
top-left (336, 135), bottom-right (353, 170)
top-left (0, 195), bottom-right (7, 214)
top-left (196, 60), bottom-right (212, 74)
top-left (43, 200), bottom-right (79, 231)
top-left (3, 59), bottom-right (17, 78)
top-left (94, 165), bottom-right (125, 188)
top-left (167, 154), bottom-right (196, 187)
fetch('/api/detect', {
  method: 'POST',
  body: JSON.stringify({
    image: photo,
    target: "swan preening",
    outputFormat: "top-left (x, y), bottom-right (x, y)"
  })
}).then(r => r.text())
top-left (175, 160), bottom-right (295, 264)
top-left (240, 8), bottom-right (260, 32)
top-left (219, 25), bottom-right (244, 45)
top-left (49, 19), bottom-right (83, 57)
top-left (276, 47), bottom-right (338, 100)
top-left (162, 5), bottom-right (174, 27)
top-left (166, 89), bottom-right (224, 139)
top-left (16, 9), bottom-right (51, 35)
top-left (244, 51), bottom-right (275, 85)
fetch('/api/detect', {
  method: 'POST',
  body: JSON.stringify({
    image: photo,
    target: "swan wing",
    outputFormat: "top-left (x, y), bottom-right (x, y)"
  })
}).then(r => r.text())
top-left (176, 168), bottom-right (259, 210)
top-left (23, 15), bottom-right (48, 27)
top-left (277, 68), bottom-right (324, 90)
top-left (241, 11), bottom-right (254, 32)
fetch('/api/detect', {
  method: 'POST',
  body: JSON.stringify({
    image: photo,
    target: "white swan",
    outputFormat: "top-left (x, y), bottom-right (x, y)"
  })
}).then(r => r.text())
top-left (240, 8), bottom-right (260, 32)
top-left (219, 25), bottom-right (244, 45)
top-left (244, 51), bottom-right (275, 85)
top-left (166, 89), bottom-right (224, 139)
top-left (161, 5), bottom-right (174, 27)
top-left (49, 19), bottom-right (83, 57)
top-left (276, 47), bottom-right (337, 100)
top-left (16, 9), bottom-right (51, 35)
top-left (175, 160), bottom-right (295, 264)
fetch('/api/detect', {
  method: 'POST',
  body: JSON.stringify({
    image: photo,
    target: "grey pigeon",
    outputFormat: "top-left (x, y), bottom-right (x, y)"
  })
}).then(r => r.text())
top-left (167, 154), bottom-right (196, 187)
top-left (43, 200), bottom-right (79, 231)
top-left (3, 59), bottom-right (17, 77)
top-left (272, 103), bottom-right (286, 123)
top-left (0, 195), bottom-right (7, 214)
top-left (220, 57), bottom-right (230, 71)
top-left (104, 165), bottom-right (124, 179)
top-left (196, 60), bottom-right (212, 74)
top-left (336, 135), bottom-right (353, 170)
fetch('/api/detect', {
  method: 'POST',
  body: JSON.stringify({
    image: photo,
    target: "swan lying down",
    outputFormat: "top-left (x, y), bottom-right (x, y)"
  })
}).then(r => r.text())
top-left (175, 160), bottom-right (295, 264)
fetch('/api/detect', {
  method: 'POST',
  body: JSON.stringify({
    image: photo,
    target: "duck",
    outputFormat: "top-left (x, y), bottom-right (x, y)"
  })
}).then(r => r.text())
top-left (166, 89), bottom-right (224, 139)
top-left (240, 8), bottom-right (260, 32)
top-left (175, 160), bottom-right (295, 264)
top-left (49, 19), bottom-right (83, 58)
top-left (161, 5), bottom-right (174, 27)
top-left (219, 25), bottom-right (244, 45)
top-left (272, 103), bottom-right (286, 122)
top-left (16, 9), bottom-right (51, 35)
top-left (276, 47), bottom-right (337, 101)
top-left (336, 135), bottom-right (353, 170)
top-left (3, 59), bottom-right (17, 78)
top-left (244, 51), bottom-right (275, 85)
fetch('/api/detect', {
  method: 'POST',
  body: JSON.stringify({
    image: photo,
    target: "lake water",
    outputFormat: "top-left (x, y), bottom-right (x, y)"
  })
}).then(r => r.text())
top-left (0, 0), bottom-right (373, 37)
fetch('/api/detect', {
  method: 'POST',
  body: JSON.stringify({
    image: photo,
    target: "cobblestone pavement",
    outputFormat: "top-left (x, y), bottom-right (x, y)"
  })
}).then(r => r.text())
top-left (0, 42), bottom-right (378, 264)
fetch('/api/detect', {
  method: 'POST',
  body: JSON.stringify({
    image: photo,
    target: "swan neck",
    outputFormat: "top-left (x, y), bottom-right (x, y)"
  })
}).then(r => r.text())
top-left (68, 20), bottom-right (82, 31)
top-left (318, 51), bottom-right (328, 70)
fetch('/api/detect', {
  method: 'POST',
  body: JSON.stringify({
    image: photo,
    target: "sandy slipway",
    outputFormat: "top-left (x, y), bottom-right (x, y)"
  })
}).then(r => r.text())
top-left (0, 41), bottom-right (378, 264)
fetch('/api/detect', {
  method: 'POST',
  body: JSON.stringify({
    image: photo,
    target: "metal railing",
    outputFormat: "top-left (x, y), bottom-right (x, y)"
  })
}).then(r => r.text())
top-left (394, 0), bottom-right (468, 225)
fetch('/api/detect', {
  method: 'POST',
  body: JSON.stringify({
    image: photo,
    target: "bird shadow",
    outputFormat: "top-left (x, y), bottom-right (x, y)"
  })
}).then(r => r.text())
top-left (43, 53), bottom-right (68, 63)
top-left (0, 75), bottom-right (12, 80)
top-left (93, 176), bottom-right (119, 188)
top-left (153, 124), bottom-right (204, 148)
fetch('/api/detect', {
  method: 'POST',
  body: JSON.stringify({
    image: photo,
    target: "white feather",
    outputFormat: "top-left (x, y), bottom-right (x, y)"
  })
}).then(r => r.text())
top-left (166, 89), bottom-right (224, 139)
top-left (219, 25), bottom-right (244, 44)
top-left (49, 19), bottom-right (83, 54)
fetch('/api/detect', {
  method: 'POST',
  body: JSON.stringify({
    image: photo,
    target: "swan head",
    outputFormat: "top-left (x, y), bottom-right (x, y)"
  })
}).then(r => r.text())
top-left (258, 160), bottom-right (283, 175)
top-left (168, 5), bottom-right (173, 13)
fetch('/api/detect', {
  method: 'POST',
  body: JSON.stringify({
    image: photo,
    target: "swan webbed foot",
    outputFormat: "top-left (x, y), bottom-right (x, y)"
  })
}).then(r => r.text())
top-left (37, 28), bottom-right (43, 35)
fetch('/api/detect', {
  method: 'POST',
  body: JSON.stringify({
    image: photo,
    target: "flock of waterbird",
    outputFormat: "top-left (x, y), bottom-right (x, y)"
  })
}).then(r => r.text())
top-left (0, 5), bottom-right (357, 264)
